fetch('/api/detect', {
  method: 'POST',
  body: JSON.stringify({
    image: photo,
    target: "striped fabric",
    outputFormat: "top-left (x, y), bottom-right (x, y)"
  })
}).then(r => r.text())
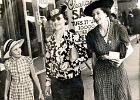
top-left (5, 56), bottom-right (34, 100)
top-left (86, 21), bottom-right (132, 100)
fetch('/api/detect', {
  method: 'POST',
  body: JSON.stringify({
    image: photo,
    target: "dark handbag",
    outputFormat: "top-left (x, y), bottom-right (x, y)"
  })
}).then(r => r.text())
top-left (120, 42), bottom-right (127, 59)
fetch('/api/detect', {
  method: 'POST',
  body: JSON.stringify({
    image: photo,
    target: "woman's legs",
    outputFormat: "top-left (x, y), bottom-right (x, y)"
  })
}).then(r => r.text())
top-left (51, 75), bottom-right (84, 100)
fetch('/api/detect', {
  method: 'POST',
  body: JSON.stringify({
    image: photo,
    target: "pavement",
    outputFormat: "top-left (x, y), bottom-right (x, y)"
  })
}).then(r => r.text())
top-left (124, 38), bottom-right (140, 100)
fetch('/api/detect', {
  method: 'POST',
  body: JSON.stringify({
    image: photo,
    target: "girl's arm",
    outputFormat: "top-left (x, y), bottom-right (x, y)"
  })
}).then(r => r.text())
top-left (4, 70), bottom-right (11, 100)
top-left (30, 63), bottom-right (44, 100)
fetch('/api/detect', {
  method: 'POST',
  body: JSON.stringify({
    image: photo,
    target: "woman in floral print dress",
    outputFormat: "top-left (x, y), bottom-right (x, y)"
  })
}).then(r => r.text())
top-left (4, 39), bottom-right (44, 100)
top-left (45, 6), bottom-right (88, 100)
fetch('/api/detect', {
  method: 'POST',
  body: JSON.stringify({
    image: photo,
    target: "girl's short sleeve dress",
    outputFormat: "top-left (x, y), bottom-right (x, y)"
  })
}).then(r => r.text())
top-left (5, 56), bottom-right (34, 100)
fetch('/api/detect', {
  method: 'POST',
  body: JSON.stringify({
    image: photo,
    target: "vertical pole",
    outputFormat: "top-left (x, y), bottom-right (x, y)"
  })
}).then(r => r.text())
top-left (2, 0), bottom-right (10, 37)
top-left (22, 0), bottom-right (32, 57)
top-left (7, 0), bottom-right (16, 39)
top-left (32, 0), bottom-right (45, 56)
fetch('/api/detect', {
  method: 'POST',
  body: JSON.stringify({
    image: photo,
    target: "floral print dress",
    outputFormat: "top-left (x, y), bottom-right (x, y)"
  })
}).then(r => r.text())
top-left (45, 30), bottom-right (88, 80)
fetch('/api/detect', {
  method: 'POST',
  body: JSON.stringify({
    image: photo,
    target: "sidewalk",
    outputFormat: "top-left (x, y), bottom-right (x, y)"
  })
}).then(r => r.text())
top-left (125, 40), bottom-right (140, 100)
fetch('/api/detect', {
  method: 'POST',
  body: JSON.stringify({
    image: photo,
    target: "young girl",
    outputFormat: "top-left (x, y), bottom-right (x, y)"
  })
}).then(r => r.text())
top-left (4, 39), bottom-right (44, 100)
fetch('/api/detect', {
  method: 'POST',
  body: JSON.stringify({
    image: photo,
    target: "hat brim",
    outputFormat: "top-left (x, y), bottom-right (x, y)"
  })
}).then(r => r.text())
top-left (84, 2), bottom-right (101, 16)
top-left (4, 39), bottom-right (24, 59)
top-left (84, 0), bottom-right (114, 17)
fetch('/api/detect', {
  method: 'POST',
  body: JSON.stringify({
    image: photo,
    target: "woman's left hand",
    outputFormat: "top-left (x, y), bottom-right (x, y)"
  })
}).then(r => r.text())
top-left (111, 59), bottom-right (123, 67)
top-left (39, 92), bottom-right (45, 100)
top-left (60, 62), bottom-right (69, 70)
top-left (103, 55), bottom-right (124, 67)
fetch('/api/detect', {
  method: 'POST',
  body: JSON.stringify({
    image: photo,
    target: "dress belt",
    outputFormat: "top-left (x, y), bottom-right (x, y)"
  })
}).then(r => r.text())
top-left (11, 75), bottom-right (30, 83)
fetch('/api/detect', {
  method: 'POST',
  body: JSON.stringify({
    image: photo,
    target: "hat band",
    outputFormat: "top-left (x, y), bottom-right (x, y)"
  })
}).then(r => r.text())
top-left (5, 40), bottom-right (14, 54)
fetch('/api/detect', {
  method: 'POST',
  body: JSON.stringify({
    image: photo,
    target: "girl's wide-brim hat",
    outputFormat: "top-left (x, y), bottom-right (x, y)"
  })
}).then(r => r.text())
top-left (3, 39), bottom-right (24, 59)
top-left (84, 0), bottom-right (114, 17)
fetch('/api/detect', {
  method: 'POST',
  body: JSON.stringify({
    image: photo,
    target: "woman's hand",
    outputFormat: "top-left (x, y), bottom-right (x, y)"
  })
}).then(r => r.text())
top-left (60, 62), bottom-right (69, 70)
top-left (103, 55), bottom-right (124, 67)
top-left (45, 86), bottom-right (51, 96)
top-left (103, 55), bottom-right (119, 61)
top-left (115, 59), bottom-right (123, 67)
top-left (39, 92), bottom-right (45, 100)
top-left (4, 95), bottom-right (8, 100)
top-left (70, 47), bottom-right (79, 62)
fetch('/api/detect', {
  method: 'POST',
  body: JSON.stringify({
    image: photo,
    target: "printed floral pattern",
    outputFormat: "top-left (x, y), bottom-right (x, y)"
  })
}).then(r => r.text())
top-left (45, 31), bottom-right (88, 80)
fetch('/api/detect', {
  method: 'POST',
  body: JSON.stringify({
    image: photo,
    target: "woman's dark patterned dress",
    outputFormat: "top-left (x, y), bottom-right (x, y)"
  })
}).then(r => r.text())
top-left (86, 21), bottom-right (132, 100)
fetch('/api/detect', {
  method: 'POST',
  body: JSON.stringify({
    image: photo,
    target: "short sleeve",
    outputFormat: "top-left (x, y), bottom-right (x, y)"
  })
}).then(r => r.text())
top-left (119, 24), bottom-right (130, 44)
top-left (118, 24), bottom-right (130, 58)
top-left (26, 56), bottom-right (33, 65)
top-left (86, 31), bottom-right (94, 58)
top-left (4, 60), bottom-right (10, 71)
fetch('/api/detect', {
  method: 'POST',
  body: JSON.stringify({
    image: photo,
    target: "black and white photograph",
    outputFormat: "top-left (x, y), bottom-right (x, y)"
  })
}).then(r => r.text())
top-left (0, 0), bottom-right (140, 100)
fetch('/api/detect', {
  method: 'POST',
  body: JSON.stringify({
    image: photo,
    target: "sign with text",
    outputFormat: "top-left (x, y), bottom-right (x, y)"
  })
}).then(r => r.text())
top-left (39, 0), bottom-right (48, 8)
top-left (67, 0), bottom-right (97, 38)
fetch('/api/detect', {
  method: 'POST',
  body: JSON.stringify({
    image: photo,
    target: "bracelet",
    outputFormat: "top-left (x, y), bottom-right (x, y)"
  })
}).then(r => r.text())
top-left (46, 77), bottom-right (51, 81)
top-left (46, 81), bottom-right (51, 87)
